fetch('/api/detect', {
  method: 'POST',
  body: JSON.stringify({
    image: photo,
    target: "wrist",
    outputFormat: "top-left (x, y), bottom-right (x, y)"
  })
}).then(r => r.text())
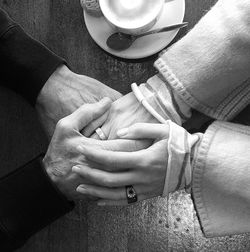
top-left (36, 64), bottom-right (72, 107)
top-left (162, 122), bottom-right (202, 197)
top-left (107, 92), bottom-right (157, 139)
top-left (134, 74), bottom-right (191, 125)
top-left (35, 65), bottom-right (75, 138)
top-left (132, 83), bottom-right (169, 124)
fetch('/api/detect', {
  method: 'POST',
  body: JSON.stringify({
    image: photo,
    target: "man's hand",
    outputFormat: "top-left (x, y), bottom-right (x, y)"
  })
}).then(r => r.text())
top-left (44, 98), bottom-right (143, 200)
top-left (84, 92), bottom-right (158, 140)
top-left (36, 65), bottom-right (122, 138)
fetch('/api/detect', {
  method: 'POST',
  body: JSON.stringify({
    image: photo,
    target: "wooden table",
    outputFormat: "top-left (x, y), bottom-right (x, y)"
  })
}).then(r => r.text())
top-left (1, 0), bottom-right (250, 251)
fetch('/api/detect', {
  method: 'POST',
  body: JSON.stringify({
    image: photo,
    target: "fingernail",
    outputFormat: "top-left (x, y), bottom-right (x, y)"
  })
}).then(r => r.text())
top-left (72, 166), bottom-right (80, 172)
top-left (76, 185), bottom-right (87, 192)
top-left (77, 145), bottom-right (85, 153)
top-left (117, 128), bottom-right (128, 137)
top-left (97, 202), bottom-right (106, 206)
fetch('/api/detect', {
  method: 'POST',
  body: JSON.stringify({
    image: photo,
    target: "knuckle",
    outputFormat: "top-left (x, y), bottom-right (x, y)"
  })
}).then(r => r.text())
top-left (140, 155), bottom-right (154, 169)
top-left (56, 118), bottom-right (71, 131)
top-left (48, 166), bottom-right (67, 178)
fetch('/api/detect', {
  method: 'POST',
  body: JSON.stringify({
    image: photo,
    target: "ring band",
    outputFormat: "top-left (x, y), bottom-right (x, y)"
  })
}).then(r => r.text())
top-left (125, 185), bottom-right (138, 204)
top-left (95, 128), bottom-right (107, 140)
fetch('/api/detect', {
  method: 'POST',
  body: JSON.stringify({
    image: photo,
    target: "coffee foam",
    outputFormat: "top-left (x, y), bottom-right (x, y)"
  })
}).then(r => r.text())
top-left (102, 0), bottom-right (163, 29)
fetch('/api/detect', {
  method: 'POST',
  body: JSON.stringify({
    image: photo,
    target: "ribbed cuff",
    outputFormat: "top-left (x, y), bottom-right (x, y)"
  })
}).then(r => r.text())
top-left (154, 58), bottom-right (250, 121)
top-left (0, 24), bottom-right (66, 105)
top-left (0, 155), bottom-right (74, 249)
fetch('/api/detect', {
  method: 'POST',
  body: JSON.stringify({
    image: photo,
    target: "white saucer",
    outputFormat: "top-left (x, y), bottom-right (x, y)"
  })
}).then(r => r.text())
top-left (83, 0), bottom-right (185, 59)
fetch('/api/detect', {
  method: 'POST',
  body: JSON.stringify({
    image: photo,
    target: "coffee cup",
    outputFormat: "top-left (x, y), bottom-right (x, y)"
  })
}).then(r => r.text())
top-left (99, 0), bottom-right (165, 35)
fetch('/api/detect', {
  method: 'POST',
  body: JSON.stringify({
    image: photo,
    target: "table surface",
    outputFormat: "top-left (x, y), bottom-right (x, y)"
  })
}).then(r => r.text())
top-left (1, 0), bottom-right (250, 251)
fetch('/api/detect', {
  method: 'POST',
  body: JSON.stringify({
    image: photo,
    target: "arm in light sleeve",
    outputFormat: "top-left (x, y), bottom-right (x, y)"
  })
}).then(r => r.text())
top-left (192, 121), bottom-right (250, 237)
top-left (154, 0), bottom-right (250, 121)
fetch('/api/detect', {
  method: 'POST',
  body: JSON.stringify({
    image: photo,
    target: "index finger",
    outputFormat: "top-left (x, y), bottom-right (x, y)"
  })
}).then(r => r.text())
top-left (67, 97), bottom-right (112, 131)
top-left (77, 145), bottom-right (146, 170)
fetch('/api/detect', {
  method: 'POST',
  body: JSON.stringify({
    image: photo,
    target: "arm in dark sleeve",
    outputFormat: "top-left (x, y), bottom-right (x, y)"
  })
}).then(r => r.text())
top-left (0, 9), bottom-right (74, 251)
top-left (0, 8), bottom-right (65, 105)
top-left (0, 155), bottom-right (74, 251)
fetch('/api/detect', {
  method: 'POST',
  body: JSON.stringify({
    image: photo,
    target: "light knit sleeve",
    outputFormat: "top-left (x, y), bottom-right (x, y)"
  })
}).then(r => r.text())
top-left (155, 0), bottom-right (250, 120)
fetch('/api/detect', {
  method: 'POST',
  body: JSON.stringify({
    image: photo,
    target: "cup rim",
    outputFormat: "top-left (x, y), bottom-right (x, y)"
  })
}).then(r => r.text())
top-left (99, 0), bottom-right (165, 30)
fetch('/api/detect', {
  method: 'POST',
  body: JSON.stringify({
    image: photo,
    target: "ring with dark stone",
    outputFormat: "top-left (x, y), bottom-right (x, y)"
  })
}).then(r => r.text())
top-left (125, 185), bottom-right (138, 204)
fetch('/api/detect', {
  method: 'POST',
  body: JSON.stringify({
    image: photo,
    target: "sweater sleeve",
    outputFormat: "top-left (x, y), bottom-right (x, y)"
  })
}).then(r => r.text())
top-left (154, 0), bottom-right (250, 121)
top-left (192, 121), bottom-right (250, 237)
top-left (0, 155), bottom-right (74, 251)
top-left (0, 8), bottom-right (74, 250)
top-left (0, 8), bottom-right (65, 105)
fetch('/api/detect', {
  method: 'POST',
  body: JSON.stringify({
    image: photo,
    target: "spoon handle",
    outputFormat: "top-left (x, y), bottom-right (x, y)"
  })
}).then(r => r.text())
top-left (139, 22), bottom-right (188, 37)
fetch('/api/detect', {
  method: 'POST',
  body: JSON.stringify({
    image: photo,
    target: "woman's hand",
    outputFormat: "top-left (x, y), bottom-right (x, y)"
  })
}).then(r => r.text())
top-left (72, 123), bottom-right (170, 206)
top-left (44, 98), bottom-right (146, 201)
top-left (83, 92), bottom-right (158, 140)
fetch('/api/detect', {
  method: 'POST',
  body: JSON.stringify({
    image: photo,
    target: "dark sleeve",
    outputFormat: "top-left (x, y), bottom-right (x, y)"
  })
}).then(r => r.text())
top-left (0, 155), bottom-right (74, 251)
top-left (0, 8), bottom-right (66, 105)
top-left (0, 9), bottom-right (74, 250)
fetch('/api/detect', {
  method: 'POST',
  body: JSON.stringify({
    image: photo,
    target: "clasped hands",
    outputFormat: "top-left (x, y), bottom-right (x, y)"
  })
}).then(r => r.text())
top-left (40, 65), bottom-right (196, 206)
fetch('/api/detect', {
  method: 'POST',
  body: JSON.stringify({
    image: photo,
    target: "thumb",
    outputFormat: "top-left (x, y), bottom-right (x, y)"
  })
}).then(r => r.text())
top-left (116, 123), bottom-right (169, 140)
top-left (67, 97), bottom-right (112, 131)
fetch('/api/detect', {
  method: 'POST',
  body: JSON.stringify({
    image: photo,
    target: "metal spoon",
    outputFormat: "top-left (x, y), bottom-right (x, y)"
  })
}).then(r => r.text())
top-left (107, 22), bottom-right (188, 51)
